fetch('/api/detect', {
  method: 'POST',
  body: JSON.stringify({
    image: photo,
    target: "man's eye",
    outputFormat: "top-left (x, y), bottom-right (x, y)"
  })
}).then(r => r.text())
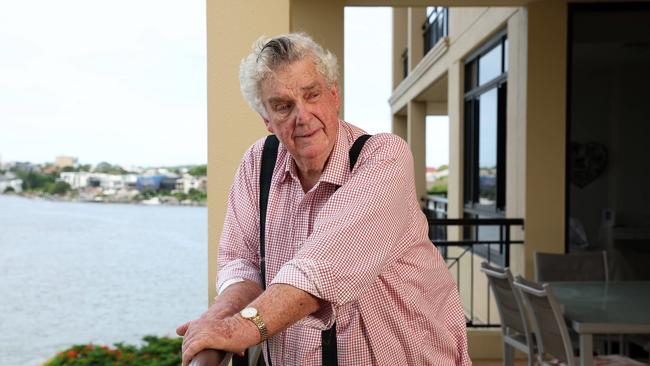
top-left (276, 104), bottom-right (291, 113)
top-left (308, 92), bottom-right (320, 100)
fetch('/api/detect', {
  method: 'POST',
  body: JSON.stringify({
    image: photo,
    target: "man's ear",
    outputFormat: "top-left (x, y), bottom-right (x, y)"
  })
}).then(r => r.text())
top-left (262, 115), bottom-right (273, 133)
top-left (330, 81), bottom-right (340, 110)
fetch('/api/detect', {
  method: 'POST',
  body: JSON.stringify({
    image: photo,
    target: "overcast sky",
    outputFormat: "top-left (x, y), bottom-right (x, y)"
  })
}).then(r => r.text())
top-left (0, 3), bottom-right (447, 168)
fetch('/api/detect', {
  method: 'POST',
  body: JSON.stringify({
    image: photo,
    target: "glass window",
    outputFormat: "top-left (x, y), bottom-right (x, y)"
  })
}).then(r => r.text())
top-left (479, 44), bottom-right (502, 86)
top-left (479, 89), bottom-right (498, 206)
top-left (503, 39), bottom-right (509, 72)
top-left (464, 32), bottom-right (507, 214)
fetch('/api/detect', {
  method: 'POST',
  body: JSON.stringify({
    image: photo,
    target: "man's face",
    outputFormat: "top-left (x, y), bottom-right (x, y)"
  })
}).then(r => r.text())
top-left (260, 58), bottom-right (340, 170)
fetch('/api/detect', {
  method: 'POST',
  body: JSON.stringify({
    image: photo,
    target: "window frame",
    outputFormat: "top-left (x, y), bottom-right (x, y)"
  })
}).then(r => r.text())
top-left (463, 31), bottom-right (508, 216)
top-left (463, 30), bottom-right (509, 264)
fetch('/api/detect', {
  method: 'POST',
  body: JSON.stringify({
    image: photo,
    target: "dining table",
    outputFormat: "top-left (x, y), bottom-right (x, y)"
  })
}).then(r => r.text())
top-left (551, 281), bottom-right (650, 366)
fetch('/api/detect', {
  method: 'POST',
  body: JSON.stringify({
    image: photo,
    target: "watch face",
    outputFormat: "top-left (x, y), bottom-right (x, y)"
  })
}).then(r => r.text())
top-left (241, 307), bottom-right (257, 318)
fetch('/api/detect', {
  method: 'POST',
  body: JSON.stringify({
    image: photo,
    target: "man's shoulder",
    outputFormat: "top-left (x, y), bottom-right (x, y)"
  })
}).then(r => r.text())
top-left (358, 132), bottom-right (410, 162)
top-left (242, 135), bottom-right (280, 163)
top-left (341, 121), bottom-right (409, 159)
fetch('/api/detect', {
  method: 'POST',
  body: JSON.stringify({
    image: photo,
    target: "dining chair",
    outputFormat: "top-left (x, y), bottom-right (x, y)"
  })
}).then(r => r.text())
top-left (513, 276), bottom-right (645, 366)
top-left (533, 250), bottom-right (609, 282)
top-left (480, 262), bottom-right (535, 366)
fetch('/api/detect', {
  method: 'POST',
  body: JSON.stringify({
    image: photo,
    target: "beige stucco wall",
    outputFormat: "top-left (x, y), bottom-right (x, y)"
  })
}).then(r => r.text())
top-left (207, 0), bottom-right (344, 304)
top-left (392, 7), bottom-right (408, 89)
top-left (207, 0), bottom-right (290, 304)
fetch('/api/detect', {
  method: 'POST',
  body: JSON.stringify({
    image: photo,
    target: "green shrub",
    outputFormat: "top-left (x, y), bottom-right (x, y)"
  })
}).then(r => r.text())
top-left (427, 183), bottom-right (448, 196)
top-left (43, 335), bottom-right (181, 366)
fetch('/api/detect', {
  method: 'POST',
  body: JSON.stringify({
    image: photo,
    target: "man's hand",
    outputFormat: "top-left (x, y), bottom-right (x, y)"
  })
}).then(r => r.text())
top-left (177, 314), bottom-right (258, 366)
top-left (175, 281), bottom-right (263, 365)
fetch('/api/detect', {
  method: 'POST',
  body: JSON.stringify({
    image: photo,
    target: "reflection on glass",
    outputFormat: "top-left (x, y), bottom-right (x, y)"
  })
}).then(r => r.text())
top-left (479, 89), bottom-right (497, 205)
top-left (504, 39), bottom-right (508, 72)
top-left (479, 44), bottom-right (502, 85)
top-left (426, 6), bottom-right (443, 17)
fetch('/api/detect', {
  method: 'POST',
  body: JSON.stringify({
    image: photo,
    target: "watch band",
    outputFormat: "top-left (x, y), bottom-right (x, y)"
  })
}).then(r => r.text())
top-left (240, 307), bottom-right (268, 342)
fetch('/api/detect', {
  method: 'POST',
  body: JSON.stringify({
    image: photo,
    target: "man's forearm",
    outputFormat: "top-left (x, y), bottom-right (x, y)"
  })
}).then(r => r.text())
top-left (245, 283), bottom-right (322, 338)
top-left (210, 280), bottom-right (264, 319)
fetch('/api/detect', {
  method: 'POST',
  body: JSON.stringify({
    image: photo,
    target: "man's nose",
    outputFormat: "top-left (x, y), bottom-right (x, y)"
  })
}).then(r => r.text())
top-left (294, 100), bottom-right (312, 125)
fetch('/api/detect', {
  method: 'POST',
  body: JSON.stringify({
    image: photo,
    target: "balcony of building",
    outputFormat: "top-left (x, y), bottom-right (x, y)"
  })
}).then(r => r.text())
top-left (208, 1), bottom-right (650, 364)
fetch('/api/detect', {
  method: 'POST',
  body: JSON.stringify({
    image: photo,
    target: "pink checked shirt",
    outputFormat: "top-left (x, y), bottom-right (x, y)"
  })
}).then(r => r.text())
top-left (218, 121), bottom-right (471, 365)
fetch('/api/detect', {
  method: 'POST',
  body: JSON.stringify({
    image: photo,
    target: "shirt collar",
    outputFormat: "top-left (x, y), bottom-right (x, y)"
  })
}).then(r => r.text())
top-left (279, 120), bottom-right (351, 188)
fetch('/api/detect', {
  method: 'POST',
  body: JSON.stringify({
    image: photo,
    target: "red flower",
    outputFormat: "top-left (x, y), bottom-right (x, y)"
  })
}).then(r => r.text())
top-left (66, 351), bottom-right (78, 359)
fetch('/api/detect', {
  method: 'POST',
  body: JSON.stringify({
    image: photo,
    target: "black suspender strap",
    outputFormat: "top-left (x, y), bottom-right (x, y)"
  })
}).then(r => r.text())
top-left (349, 134), bottom-right (371, 170)
top-left (321, 323), bottom-right (338, 366)
top-left (259, 134), bottom-right (279, 366)
top-left (259, 134), bottom-right (280, 291)
top-left (253, 134), bottom-right (371, 366)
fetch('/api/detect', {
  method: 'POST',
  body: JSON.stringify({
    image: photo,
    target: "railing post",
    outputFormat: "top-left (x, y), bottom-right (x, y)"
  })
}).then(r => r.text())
top-left (505, 223), bottom-right (511, 267)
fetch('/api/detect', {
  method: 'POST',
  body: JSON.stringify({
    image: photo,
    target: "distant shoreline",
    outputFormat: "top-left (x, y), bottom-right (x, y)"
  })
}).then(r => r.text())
top-left (1, 192), bottom-right (206, 207)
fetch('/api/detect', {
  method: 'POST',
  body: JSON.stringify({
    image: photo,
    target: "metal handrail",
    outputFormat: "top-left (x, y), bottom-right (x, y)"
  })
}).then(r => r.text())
top-left (426, 214), bottom-right (525, 328)
top-left (188, 349), bottom-right (225, 366)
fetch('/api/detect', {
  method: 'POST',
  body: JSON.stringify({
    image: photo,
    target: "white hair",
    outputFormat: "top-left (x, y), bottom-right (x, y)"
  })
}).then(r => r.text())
top-left (239, 33), bottom-right (339, 119)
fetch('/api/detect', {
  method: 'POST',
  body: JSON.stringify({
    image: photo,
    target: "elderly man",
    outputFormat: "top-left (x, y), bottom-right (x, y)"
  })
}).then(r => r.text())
top-left (177, 33), bottom-right (471, 366)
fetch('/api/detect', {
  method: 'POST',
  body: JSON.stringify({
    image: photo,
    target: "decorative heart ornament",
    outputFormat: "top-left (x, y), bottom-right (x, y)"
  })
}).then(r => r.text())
top-left (569, 141), bottom-right (608, 188)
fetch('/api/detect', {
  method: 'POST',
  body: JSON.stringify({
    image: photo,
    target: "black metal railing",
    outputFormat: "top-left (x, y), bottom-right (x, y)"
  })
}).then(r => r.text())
top-left (426, 214), bottom-right (524, 328)
top-left (423, 195), bottom-right (448, 238)
top-left (422, 7), bottom-right (449, 55)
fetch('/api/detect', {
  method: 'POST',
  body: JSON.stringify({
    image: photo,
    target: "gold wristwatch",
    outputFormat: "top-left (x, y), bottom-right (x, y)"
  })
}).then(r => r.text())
top-left (240, 307), bottom-right (268, 342)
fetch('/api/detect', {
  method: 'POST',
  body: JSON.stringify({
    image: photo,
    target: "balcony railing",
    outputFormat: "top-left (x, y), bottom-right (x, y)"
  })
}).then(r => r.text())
top-left (189, 349), bottom-right (224, 366)
top-left (425, 206), bottom-right (524, 328)
top-left (422, 7), bottom-right (449, 55)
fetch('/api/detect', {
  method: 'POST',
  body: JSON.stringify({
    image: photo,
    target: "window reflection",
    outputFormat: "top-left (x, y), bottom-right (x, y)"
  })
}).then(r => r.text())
top-left (479, 44), bottom-right (502, 86)
top-left (479, 89), bottom-right (498, 206)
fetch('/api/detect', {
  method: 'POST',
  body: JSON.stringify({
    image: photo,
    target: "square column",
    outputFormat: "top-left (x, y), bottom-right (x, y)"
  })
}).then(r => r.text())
top-left (207, 0), bottom-right (291, 305)
top-left (407, 101), bottom-right (427, 205)
top-left (407, 7), bottom-right (426, 72)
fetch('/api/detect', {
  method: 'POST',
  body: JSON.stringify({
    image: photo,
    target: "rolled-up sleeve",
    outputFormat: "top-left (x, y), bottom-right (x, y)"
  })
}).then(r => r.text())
top-left (216, 141), bottom-right (264, 291)
top-left (271, 135), bottom-right (419, 326)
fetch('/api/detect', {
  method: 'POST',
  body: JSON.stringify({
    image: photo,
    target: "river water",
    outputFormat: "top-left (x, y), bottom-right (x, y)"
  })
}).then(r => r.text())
top-left (0, 195), bottom-right (207, 366)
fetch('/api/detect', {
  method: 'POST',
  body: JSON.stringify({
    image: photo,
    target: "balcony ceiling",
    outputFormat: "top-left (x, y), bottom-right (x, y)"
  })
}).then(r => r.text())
top-left (416, 73), bottom-right (448, 103)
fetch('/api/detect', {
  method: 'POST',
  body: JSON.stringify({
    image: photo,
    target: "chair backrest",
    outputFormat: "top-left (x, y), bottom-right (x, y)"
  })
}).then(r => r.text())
top-left (513, 276), bottom-right (576, 366)
top-left (533, 250), bottom-right (608, 282)
top-left (480, 262), bottom-right (530, 338)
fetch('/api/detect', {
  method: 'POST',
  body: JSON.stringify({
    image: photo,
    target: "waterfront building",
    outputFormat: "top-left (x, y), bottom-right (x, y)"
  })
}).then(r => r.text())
top-left (0, 174), bottom-right (23, 193)
top-left (175, 174), bottom-right (206, 194)
top-left (54, 156), bottom-right (78, 169)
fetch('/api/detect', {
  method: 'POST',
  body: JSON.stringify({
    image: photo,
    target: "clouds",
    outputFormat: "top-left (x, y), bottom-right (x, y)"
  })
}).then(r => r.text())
top-left (0, 0), bottom-right (206, 166)
top-left (0, 3), bottom-right (448, 168)
top-left (344, 7), bottom-right (392, 135)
